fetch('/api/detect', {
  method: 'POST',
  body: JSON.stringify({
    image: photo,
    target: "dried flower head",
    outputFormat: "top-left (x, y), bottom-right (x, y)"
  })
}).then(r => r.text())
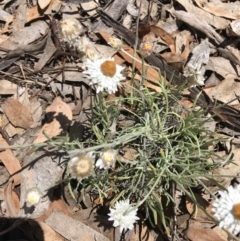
top-left (83, 57), bottom-right (125, 94)
top-left (26, 187), bottom-right (42, 207)
top-left (183, 63), bottom-right (205, 86)
top-left (74, 36), bottom-right (97, 60)
top-left (68, 152), bottom-right (95, 180)
top-left (96, 149), bottom-right (117, 169)
top-left (85, 46), bottom-right (97, 60)
top-left (60, 18), bottom-right (83, 43)
top-left (108, 37), bottom-right (123, 50)
top-left (139, 42), bottom-right (153, 57)
top-left (108, 199), bottom-right (139, 232)
top-left (212, 185), bottom-right (240, 235)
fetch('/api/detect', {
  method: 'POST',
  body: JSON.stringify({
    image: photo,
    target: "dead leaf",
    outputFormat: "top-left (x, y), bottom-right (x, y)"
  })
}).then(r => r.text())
top-left (212, 225), bottom-right (228, 241)
top-left (34, 34), bottom-right (56, 72)
top-left (38, 0), bottom-right (52, 10)
top-left (229, 20), bottom-right (240, 36)
top-left (26, 6), bottom-right (42, 22)
top-left (94, 44), bottom-right (117, 59)
top-left (2, 98), bottom-right (33, 129)
top-left (194, 0), bottom-right (240, 20)
top-left (126, 68), bottom-right (163, 92)
top-left (52, 198), bottom-right (72, 216)
top-left (160, 52), bottom-right (186, 70)
top-left (36, 198), bottom-right (72, 222)
top-left (206, 57), bottom-right (240, 80)
top-left (45, 211), bottom-right (110, 241)
top-left (1, 0), bottom-right (49, 33)
top-left (0, 80), bottom-right (17, 95)
top-left (34, 97), bottom-right (72, 143)
top-left (3, 123), bottom-right (25, 138)
top-left (2, 112), bottom-right (23, 139)
top-left (0, 21), bottom-right (48, 51)
top-left (160, 30), bottom-right (190, 70)
top-left (29, 97), bottom-right (43, 128)
top-left (0, 137), bottom-right (21, 185)
top-left (81, 1), bottom-right (98, 16)
top-left (171, 9), bottom-right (240, 66)
top-left (0, 10), bottom-right (11, 22)
top-left (12, 0), bottom-right (27, 33)
top-left (149, 25), bottom-right (175, 53)
top-left (218, 46), bottom-right (240, 65)
top-left (120, 46), bottom-right (168, 85)
top-left (2, 5), bottom-right (43, 33)
top-left (4, 180), bottom-right (20, 216)
top-left (136, 0), bottom-right (149, 20)
top-left (208, 78), bottom-right (240, 105)
top-left (1, 15), bottom-right (14, 34)
top-left (6, 36), bottom-right (48, 60)
top-left (170, 9), bottom-right (223, 44)
top-left (37, 222), bottom-right (65, 241)
top-left (213, 147), bottom-right (240, 188)
top-left (126, 222), bottom-right (154, 241)
top-left (44, 0), bottom-right (62, 15)
top-left (185, 193), bottom-right (210, 219)
top-left (176, 0), bottom-right (230, 29)
top-left (184, 223), bottom-right (225, 241)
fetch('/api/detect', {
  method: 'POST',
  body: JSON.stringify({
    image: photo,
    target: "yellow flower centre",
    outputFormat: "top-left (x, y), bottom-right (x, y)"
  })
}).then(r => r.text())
top-left (28, 195), bottom-right (37, 204)
top-left (109, 38), bottom-right (122, 48)
top-left (232, 203), bottom-right (240, 219)
top-left (100, 60), bottom-right (117, 77)
top-left (110, 39), bottom-right (117, 45)
top-left (144, 43), bottom-right (152, 51)
top-left (103, 154), bottom-right (114, 163)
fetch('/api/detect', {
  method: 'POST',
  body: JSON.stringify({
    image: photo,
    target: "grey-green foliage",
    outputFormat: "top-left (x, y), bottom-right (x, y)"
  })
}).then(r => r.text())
top-left (84, 80), bottom-right (223, 227)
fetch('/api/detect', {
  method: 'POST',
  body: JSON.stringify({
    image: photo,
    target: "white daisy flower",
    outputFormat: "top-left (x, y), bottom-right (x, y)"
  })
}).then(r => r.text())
top-left (108, 199), bottom-right (139, 232)
top-left (183, 63), bottom-right (205, 87)
top-left (68, 152), bottom-right (95, 180)
top-left (212, 185), bottom-right (240, 235)
top-left (96, 149), bottom-right (117, 169)
top-left (26, 187), bottom-right (42, 207)
top-left (83, 58), bottom-right (125, 94)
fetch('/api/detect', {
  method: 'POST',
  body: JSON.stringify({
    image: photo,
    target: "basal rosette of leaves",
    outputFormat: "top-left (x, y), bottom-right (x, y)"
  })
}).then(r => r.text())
top-left (65, 80), bottom-right (225, 229)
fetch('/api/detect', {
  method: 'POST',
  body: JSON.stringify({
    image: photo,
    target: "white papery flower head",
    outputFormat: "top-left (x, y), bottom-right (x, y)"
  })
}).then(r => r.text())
top-left (108, 37), bottom-right (123, 50)
top-left (83, 58), bottom-right (125, 94)
top-left (183, 63), bottom-right (205, 87)
top-left (96, 149), bottom-right (117, 169)
top-left (68, 152), bottom-right (95, 180)
top-left (212, 185), bottom-right (240, 235)
top-left (26, 187), bottom-right (42, 207)
top-left (139, 42), bottom-right (153, 57)
top-left (60, 18), bottom-right (83, 43)
top-left (74, 36), bottom-right (98, 60)
top-left (108, 199), bottom-right (139, 232)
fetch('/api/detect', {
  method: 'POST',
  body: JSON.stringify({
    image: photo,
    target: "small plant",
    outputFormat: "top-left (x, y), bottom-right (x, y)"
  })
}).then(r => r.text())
top-left (64, 76), bottom-right (225, 231)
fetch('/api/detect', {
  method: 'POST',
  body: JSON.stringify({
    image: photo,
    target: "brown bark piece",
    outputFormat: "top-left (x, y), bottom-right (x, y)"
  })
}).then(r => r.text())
top-left (46, 211), bottom-right (111, 241)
